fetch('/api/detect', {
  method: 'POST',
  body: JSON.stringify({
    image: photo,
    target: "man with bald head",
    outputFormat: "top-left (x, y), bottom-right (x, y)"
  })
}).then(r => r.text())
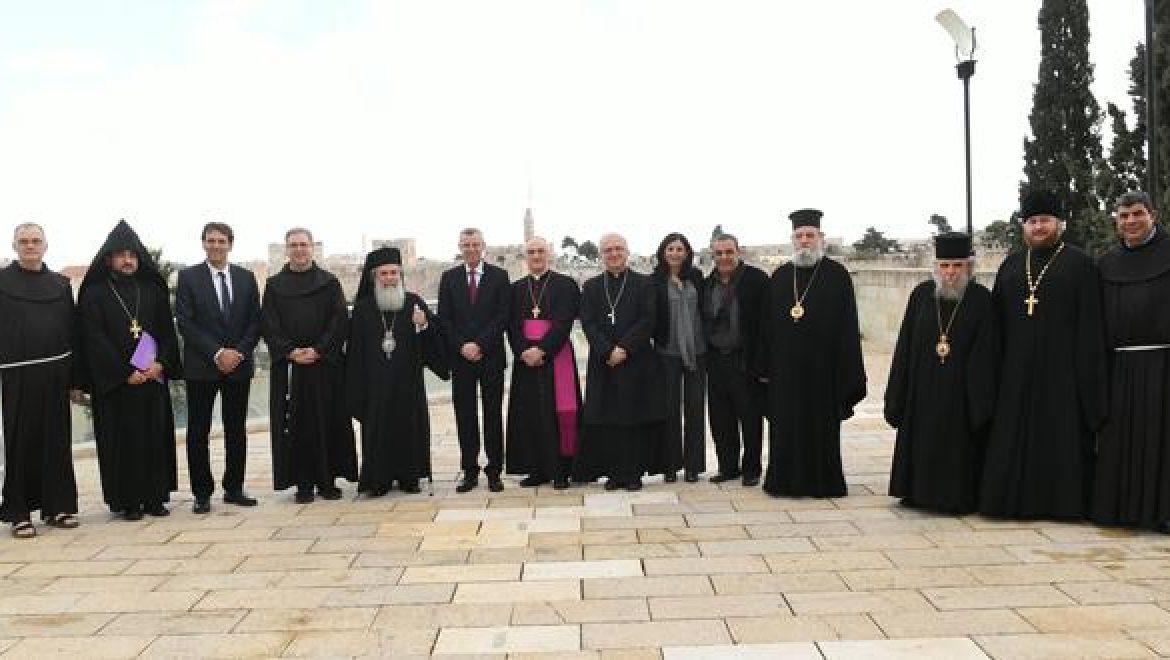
top-left (0, 224), bottom-right (81, 537)
top-left (576, 233), bottom-right (666, 490)
top-left (505, 237), bottom-right (582, 489)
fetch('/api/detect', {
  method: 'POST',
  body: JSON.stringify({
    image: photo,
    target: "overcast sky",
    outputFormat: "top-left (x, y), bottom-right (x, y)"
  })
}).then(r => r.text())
top-left (0, 0), bottom-right (1147, 266)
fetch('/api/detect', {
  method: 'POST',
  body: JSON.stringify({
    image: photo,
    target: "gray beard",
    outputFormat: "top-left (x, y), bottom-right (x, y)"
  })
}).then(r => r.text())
top-left (375, 284), bottom-right (405, 311)
top-left (792, 246), bottom-right (823, 268)
top-left (933, 272), bottom-right (970, 301)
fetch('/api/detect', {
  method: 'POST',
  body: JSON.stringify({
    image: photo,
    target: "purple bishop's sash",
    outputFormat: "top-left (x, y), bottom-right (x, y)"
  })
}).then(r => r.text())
top-left (523, 319), bottom-right (578, 456)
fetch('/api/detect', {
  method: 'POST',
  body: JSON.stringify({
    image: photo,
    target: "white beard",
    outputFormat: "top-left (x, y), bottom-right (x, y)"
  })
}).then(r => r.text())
top-left (933, 272), bottom-right (970, 301)
top-left (375, 283), bottom-right (405, 311)
top-left (791, 245), bottom-right (824, 268)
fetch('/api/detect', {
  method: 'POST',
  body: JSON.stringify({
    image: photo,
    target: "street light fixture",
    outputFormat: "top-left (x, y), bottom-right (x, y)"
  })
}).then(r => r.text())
top-left (936, 9), bottom-right (977, 237)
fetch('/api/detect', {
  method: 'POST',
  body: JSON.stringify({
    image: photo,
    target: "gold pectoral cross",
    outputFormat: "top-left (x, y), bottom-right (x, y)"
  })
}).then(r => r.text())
top-left (1025, 294), bottom-right (1038, 317)
top-left (532, 306), bottom-right (541, 318)
top-left (129, 318), bottom-right (143, 339)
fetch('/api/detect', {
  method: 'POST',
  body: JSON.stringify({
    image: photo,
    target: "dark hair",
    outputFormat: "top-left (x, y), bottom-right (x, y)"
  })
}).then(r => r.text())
top-left (711, 232), bottom-right (739, 248)
top-left (285, 227), bottom-right (313, 243)
top-left (201, 221), bottom-right (234, 243)
top-left (1116, 190), bottom-right (1155, 211)
top-left (653, 232), bottom-right (696, 279)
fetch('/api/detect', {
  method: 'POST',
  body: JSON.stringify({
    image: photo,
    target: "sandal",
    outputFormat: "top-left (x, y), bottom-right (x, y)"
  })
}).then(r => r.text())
top-left (11, 521), bottom-right (35, 539)
top-left (46, 513), bottom-right (80, 529)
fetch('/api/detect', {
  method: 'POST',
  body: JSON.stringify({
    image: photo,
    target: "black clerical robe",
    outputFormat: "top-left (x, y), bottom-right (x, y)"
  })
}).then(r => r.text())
top-left (758, 258), bottom-right (866, 497)
top-left (505, 271), bottom-right (582, 479)
top-left (262, 265), bottom-right (357, 491)
top-left (0, 263), bottom-right (79, 523)
top-left (576, 269), bottom-right (668, 480)
top-left (79, 276), bottom-right (180, 512)
top-left (346, 293), bottom-right (447, 491)
top-left (980, 243), bottom-right (1106, 520)
top-left (885, 280), bottom-right (998, 513)
top-left (1093, 228), bottom-right (1170, 529)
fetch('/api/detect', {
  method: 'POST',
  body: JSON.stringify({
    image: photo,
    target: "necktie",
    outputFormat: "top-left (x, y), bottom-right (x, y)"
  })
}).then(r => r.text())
top-left (468, 269), bottom-right (479, 304)
top-left (218, 271), bottom-right (232, 318)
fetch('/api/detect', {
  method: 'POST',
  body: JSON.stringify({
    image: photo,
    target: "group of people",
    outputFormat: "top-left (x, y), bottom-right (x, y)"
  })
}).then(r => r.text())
top-left (886, 189), bottom-right (1170, 535)
top-left (0, 188), bottom-right (1167, 538)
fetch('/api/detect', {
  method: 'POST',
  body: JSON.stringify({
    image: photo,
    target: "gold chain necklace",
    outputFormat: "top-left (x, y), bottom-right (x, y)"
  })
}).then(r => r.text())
top-left (528, 272), bottom-right (549, 318)
top-left (108, 279), bottom-right (143, 339)
top-left (935, 287), bottom-right (965, 364)
top-left (1024, 242), bottom-right (1064, 317)
top-left (789, 259), bottom-right (822, 322)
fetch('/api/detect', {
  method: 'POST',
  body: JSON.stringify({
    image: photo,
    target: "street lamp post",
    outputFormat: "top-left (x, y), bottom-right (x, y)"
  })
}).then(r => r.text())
top-left (936, 10), bottom-right (977, 238)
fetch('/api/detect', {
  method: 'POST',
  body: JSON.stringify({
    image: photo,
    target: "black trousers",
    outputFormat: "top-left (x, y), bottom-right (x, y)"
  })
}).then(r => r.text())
top-left (661, 353), bottom-right (707, 473)
top-left (707, 350), bottom-right (764, 479)
top-left (452, 362), bottom-right (505, 477)
top-left (185, 379), bottom-right (250, 498)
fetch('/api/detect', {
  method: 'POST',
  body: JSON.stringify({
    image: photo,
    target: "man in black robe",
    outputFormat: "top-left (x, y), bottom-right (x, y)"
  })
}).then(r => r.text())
top-left (505, 237), bottom-right (582, 490)
top-left (78, 220), bottom-right (181, 520)
top-left (758, 209), bottom-right (866, 498)
top-left (980, 191), bottom-right (1106, 520)
top-left (346, 247), bottom-right (447, 496)
top-left (0, 223), bottom-right (81, 537)
top-left (704, 233), bottom-right (769, 487)
top-left (885, 232), bottom-right (998, 514)
top-left (1093, 191), bottom-right (1170, 532)
top-left (578, 233), bottom-right (666, 490)
top-left (261, 228), bottom-right (357, 503)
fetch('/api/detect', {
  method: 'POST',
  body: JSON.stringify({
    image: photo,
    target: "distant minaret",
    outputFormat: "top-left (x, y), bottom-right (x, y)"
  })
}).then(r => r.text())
top-left (523, 207), bottom-right (535, 243)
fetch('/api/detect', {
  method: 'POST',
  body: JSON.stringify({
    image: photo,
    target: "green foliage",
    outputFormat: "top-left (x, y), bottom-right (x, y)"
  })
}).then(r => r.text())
top-left (1020, 0), bottom-right (1104, 250)
top-left (561, 236), bottom-right (578, 251)
top-left (928, 214), bottom-right (953, 234)
top-left (852, 227), bottom-right (901, 257)
top-left (577, 240), bottom-right (600, 262)
top-left (981, 219), bottom-right (1019, 250)
top-left (710, 224), bottom-right (724, 243)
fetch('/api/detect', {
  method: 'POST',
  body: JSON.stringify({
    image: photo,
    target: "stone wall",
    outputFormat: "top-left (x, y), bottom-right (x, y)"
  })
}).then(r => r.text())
top-left (851, 267), bottom-right (997, 349)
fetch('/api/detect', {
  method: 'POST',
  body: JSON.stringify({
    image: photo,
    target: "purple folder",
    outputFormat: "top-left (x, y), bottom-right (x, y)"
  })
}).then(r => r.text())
top-left (130, 331), bottom-right (164, 383)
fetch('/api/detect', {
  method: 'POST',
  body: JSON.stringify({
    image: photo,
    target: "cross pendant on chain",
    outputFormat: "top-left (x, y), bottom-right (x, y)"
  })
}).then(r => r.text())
top-left (1025, 293), bottom-right (1038, 317)
top-left (607, 311), bottom-right (616, 325)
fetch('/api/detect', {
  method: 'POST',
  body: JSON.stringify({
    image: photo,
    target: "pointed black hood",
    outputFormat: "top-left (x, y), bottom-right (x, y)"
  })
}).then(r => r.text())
top-left (354, 247), bottom-right (403, 302)
top-left (78, 220), bottom-right (168, 300)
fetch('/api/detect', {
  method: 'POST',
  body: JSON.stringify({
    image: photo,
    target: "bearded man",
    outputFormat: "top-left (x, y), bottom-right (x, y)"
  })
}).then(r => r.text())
top-left (346, 248), bottom-right (447, 496)
top-left (757, 209), bottom-right (865, 498)
top-left (979, 191), bottom-right (1106, 520)
top-left (885, 232), bottom-right (998, 514)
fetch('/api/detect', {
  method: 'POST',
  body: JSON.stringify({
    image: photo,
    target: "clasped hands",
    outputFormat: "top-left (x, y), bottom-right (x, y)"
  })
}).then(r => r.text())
top-left (126, 360), bottom-right (164, 385)
top-left (215, 348), bottom-right (245, 374)
top-left (606, 346), bottom-right (628, 368)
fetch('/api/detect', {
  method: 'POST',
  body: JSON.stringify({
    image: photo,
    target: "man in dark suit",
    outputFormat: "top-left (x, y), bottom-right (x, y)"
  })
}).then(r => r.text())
top-left (438, 228), bottom-right (511, 493)
top-left (175, 222), bottom-right (262, 513)
top-left (704, 233), bottom-right (769, 487)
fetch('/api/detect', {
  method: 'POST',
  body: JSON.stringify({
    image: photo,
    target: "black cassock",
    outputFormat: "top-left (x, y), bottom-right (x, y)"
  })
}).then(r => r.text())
top-left (346, 293), bottom-right (448, 491)
top-left (1093, 228), bottom-right (1170, 529)
top-left (980, 244), bottom-right (1106, 520)
top-left (576, 269), bottom-right (668, 481)
top-left (884, 280), bottom-right (998, 513)
top-left (504, 272), bottom-right (582, 479)
top-left (758, 258), bottom-right (866, 497)
top-left (0, 263), bottom-right (79, 523)
top-left (79, 276), bottom-right (180, 512)
top-left (262, 265), bottom-right (357, 491)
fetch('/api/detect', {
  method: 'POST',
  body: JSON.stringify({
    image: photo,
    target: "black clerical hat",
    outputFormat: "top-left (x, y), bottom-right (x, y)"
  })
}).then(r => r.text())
top-left (355, 247), bottom-right (404, 301)
top-left (79, 219), bottom-right (168, 299)
top-left (934, 232), bottom-right (973, 259)
top-left (789, 208), bottom-right (823, 229)
top-left (1020, 190), bottom-right (1064, 220)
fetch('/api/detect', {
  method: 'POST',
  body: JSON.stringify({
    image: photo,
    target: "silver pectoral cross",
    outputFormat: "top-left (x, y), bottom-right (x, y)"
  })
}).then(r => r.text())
top-left (607, 311), bottom-right (616, 325)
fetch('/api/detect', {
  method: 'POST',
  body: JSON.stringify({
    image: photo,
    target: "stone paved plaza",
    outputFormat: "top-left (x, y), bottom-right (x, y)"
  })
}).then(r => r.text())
top-left (2, 349), bottom-right (1170, 658)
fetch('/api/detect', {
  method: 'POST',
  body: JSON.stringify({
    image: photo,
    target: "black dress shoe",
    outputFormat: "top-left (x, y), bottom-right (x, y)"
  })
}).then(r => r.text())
top-left (318, 486), bottom-right (343, 501)
top-left (664, 472), bottom-right (678, 483)
top-left (224, 490), bottom-right (258, 507)
top-left (295, 489), bottom-right (315, 504)
top-left (553, 478), bottom-right (570, 490)
top-left (710, 472), bottom-right (741, 484)
top-left (123, 507), bottom-right (144, 521)
top-left (145, 503), bottom-right (169, 517)
top-left (488, 476), bottom-right (505, 493)
top-left (456, 476), bottom-right (478, 493)
top-left (367, 486), bottom-right (390, 498)
top-left (626, 479), bottom-right (643, 491)
top-left (1157, 521), bottom-right (1170, 534)
top-left (399, 480), bottom-right (421, 494)
top-left (604, 479), bottom-right (623, 491)
top-left (684, 471), bottom-right (699, 483)
top-left (519, 475), bottom-right (548, 488)
top-left (193, 498), bottom-right (211, 514)
top-left (741, 475), bottom-right (760, 487)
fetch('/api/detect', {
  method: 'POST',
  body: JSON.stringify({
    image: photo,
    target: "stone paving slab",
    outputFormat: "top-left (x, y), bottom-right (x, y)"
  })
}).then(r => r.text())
top-left (2, 356), bottom-right (1170, 657)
